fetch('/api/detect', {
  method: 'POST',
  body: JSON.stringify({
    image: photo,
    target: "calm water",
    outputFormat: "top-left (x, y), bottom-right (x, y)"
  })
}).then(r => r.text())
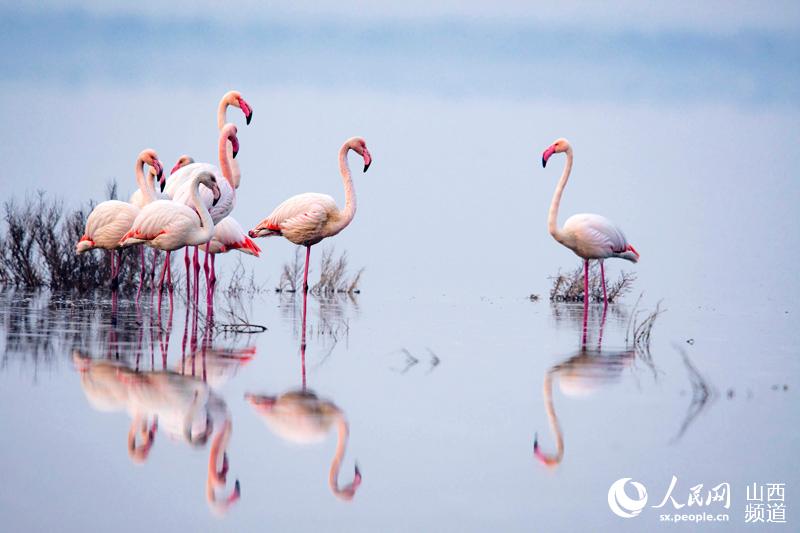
top-left (1, 5), bottom-right (799, 532)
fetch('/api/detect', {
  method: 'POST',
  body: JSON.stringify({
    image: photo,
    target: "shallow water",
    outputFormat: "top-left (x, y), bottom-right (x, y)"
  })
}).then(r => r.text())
top-left (0, 286), bottom-right (796, 532)
top-left (2, 5), bottom-right (800, 531)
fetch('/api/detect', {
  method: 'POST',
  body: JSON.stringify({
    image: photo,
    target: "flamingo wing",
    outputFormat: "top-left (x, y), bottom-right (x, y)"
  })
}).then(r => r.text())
top-left (252, 193), bottom-right (336, 243)
top-left (124, 200), bottom-right (195, 243)
top-left (564, 213), bottom-right (629, 257)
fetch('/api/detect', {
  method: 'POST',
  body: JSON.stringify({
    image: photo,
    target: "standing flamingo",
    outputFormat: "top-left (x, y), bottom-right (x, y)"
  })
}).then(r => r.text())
top-left (167, 124), bottom-right (240, 301)
top-left (541, 138), bottom-right (639, 307)
top-left (120, 170), bottom-right (221, 310)
top-left (199, 216), bottom-right (261, 285)
top-left (76, 149), bottom-right (163, 290)
top-left (248, 137), bottom-right (372, 293)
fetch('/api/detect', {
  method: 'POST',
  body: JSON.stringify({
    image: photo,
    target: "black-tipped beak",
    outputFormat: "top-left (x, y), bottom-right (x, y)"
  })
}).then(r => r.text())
top-left (542, 158), bottom-right (547, 168)
top-left (246, 111), bottom-right (253, 125)
top-left (160, 180), bottom-right (166, 193)
top-left (213, 196), bottom-right (220, 207)
top-left (363, 161), bottom-right (371, 173)
top-left (232, 149), bottom-right (238, 159)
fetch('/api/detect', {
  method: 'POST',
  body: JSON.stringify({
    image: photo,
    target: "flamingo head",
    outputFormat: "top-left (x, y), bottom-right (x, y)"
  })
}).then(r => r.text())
top-left (224, 90), bottom-right (253, 125)
top-left (221, 123), bottom-right (239, 159)
top-left (195, 171), bottom-right (222, 206)
top-left (347, 137), bottom-right (371, 172)
top-left (541, 138), bottom-right (571, 168)
top-left (170, 154), bottom-right (194, 176)
top-left (140, 148), bottom-right (163, 181)
top-left (533, 433), bottom-right (562, 468)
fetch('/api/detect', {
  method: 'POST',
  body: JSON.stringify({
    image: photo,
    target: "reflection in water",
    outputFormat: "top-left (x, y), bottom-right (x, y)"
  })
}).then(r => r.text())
top-left (73, 318), bottom-right (243, 515)
top-left (14, 291), bottom-right (257, 517)
top-left (534, 306), bottom-right (640, 468)
top-left (247, 290), bottom-right (362, 501)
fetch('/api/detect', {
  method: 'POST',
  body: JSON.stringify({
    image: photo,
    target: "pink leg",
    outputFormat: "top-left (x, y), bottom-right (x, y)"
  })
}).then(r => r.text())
top-left (301, 286), bottom-right (308, 390)
top-left (210, 254), bottom-right (217, 289)
top-left (157, 251), bottom-right (169, 316)
top-left (166, 254), bottom-right (173, 292)
top-left (184, 248), bottom-right (191, 299)
top-left (204, 248), bottom-right (211, 304)
top-left (600, 260), bottom-right (608, 307)
top-left (192, 246), bottom-right (200, 306)
top-left (303, 246), bottom-right (311, 293)
top-left (582, 259), bottom-right (589, 347)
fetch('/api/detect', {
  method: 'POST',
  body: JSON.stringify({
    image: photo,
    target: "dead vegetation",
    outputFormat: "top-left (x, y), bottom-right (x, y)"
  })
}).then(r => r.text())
top-left (276, 247), bottom-right (363, 296)
top-left (0, 187), bottom-right (143, 292)
top-left (549, 261), bottom-right (636, 303)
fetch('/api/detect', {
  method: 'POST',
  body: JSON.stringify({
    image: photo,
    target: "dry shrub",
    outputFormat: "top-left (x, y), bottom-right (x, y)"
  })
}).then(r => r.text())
top-left (549, 261), bottom-right (636, 303)
top-left (0, 187), bottom-right (142, 292)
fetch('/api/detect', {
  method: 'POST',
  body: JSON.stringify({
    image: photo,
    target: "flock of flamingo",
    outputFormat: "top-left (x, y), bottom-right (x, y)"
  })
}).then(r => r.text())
top-left (75, 89), bottom-right (638, 313)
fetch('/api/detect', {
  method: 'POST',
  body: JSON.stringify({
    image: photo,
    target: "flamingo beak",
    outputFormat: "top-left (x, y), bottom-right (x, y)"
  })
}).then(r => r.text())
top-left (230, 134), bottom-right (240, 159)
top-left (542, 145), bottom-right (556, 168)
top-left (154, 161), bottom-right (163, 181)
top-left (363, 150), bottom-right (372, 173)
top-left (238, 97), bottom-right (253, 125)
top-left (212, 184), bottom-right (221, 206)
top-left (170, 162), bottom-right (182, 175)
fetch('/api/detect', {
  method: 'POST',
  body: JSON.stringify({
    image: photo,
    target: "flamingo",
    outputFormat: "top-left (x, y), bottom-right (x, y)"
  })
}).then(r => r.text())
top-left (542, 138), bottom-right (639, 307)
top-left (216, 90), bottom-right (252, 191)
top-left (120, 170), bottom-right (221, 309)
top-left (167, 124), bottom-right (240, 300)
top-left (199, 216), bottom-right (261, 286)
top-left (76, 149), bottom-right (163, 290)
top-left (246, 390), bottom-right (362, 501)
top-left (249, 137), bottom-right (372, 293)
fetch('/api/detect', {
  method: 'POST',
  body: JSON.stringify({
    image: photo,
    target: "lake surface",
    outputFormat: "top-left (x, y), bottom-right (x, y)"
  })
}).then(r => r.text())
top-left (1, 5), bottom-right (799, 531)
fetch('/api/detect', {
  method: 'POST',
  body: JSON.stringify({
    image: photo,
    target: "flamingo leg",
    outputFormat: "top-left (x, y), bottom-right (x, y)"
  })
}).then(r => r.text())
top-left (193, 246), bottom-right (201, 306)
top-left (210, 254), bottom-right (217, 292)
top-left (184, 247), bottom-right (191, 301)
top-left (303, 245), bottom-right (311, 294)
top-left (582, 259), bottom-right (589, 347)
top-left (166, 253), bottom-right (173, 292)
top-left (203, 248), bottom-right (212, 305)
top-left (600, 259), bottom-right (608, 307)
top-left (156, 251), bottom-right (169, 316)
top-left (301, 284), bottom-right (308, 390)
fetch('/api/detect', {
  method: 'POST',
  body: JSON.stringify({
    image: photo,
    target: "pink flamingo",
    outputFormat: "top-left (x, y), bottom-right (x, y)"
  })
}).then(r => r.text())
top-left (167, 124), bottom-right (240, 301)
top-left (542, 138), bottom-right (639, 307)
top-left (76, 149), bottom-right (163, 289)
top-left (248, 137), bottom-right (372, 293)
top-left (199, 216), bottom-right (261, 283)
top-left (120, 170), bottom-right (221, 310)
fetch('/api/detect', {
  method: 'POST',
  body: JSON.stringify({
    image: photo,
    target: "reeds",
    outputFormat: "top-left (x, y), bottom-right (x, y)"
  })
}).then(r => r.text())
top-left (276, 246), bottom-right (363, 295)
top-left (549, 261), bottom-right (636, 303)
top-left (0, 188), bottom-right (148, 292)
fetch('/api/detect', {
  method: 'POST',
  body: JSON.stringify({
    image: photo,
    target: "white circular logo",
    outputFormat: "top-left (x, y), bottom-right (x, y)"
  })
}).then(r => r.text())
top-left (607, 478), bottom-right (648, 518)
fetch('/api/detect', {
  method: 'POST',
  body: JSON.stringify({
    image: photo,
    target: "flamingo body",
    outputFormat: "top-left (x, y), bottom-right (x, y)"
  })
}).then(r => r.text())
top-left (76, 200), bottom-right (139, 253)
top-left (200, 216), bottom-right (261, 256)
top-left (560, 213), bottom-right (638, 262)
top-left (252, 192), bottom-right (342, 246)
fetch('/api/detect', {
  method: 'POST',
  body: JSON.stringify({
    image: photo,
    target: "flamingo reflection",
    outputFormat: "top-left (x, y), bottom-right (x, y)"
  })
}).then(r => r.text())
top-left (74, 345), bottom-right (241, 514)
top-left (533, 307), bottom-right (637, 468)
top-left (245, 290), bottom-right (362, 501)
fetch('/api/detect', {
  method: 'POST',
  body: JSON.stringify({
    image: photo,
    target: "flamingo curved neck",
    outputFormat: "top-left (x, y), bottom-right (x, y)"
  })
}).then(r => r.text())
top-left (538, 372), bottom-right (564, 466)
top-left (328, 415), bottom-right (354, 499)
top-left (328, 144), bottom-right (357, 236)
top-left (191, 177), bottom-right (216, 244)
top-left (136, 157), bottom-right (157, 203)
top-left (217, 100), bottom-right (241, 189)
top-left (218, 131), bottom-right (237, 190)
top-left (548, 148), bottom-right (573, 244)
